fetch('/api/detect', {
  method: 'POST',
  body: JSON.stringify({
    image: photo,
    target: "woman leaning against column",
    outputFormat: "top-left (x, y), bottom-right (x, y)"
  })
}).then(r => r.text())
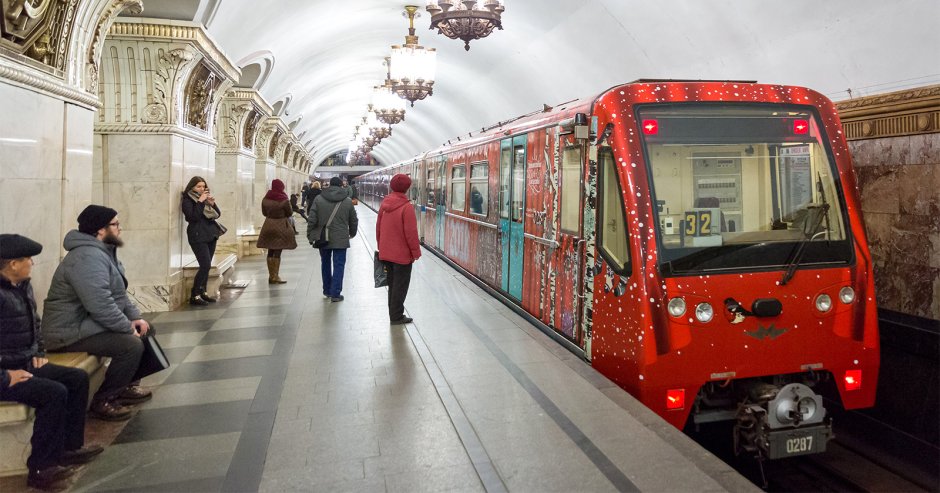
top-left (180, 176), bottom-right (223, 306)
top-left (257, 179), bottom-right (297, 283)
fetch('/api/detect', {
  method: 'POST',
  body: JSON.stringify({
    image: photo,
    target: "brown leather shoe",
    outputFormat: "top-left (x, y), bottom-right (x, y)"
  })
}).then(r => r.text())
top-left (89, 400), bottom-right (133, 421)
top-left (116, 385), bottom-right (152, 405)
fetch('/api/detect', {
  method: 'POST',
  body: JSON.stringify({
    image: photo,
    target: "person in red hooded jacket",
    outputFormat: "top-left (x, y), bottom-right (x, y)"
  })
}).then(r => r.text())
top-left (376, 174), bottom-right (421, 325)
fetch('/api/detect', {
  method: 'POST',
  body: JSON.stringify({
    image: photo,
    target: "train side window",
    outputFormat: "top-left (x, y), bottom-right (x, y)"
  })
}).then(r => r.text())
top-left (451, 165), bottom-right (467, 211)
top-left (500, 142), bottom-right (511, 219)
top-left (598, 148), bottom-right (631, 274)
top-left (469, 161), bottom-right (488, 216)
top-left (560, 145), bottom-right (583, 233)
top-left (426, 164), bottom-right (435, 206)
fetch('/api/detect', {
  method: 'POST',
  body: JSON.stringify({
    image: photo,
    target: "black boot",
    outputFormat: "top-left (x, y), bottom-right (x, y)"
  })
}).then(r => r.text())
top-left (200, 292), bottom-right (217, 302)
top-left (189, 296), bottom-right (209, 306)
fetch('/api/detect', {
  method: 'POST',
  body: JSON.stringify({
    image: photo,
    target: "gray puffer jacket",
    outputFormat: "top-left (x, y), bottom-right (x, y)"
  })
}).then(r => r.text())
top-left (307, 186), bottom-right (358, 249)
top-left (41, 230), bottom-right (141, 350)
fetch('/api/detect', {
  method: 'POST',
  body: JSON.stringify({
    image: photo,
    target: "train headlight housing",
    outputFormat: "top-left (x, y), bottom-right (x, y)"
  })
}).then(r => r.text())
top-left (694, 303), bottom-right (714, 323)
top-left (667, 298), bottom-right (686, 317)
top-left (815, 294), bottom-right (832, 313)
top-left (839, 287), bottom-right (856, 304)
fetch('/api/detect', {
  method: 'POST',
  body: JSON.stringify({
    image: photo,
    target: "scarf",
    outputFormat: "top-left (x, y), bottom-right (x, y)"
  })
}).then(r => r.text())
top-left (264, 179), bottom-right (289, 202)
top-left (188, 190), bottom-right (220, 220)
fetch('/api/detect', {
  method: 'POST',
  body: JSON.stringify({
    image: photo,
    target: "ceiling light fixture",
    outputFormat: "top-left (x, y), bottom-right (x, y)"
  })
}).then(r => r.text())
top-left (389, 5), bottom-right (436, 107)
top-left (426, 0), bottom-right (505, 51)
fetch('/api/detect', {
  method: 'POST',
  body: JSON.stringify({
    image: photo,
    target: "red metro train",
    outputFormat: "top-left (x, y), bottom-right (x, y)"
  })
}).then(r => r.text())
top-left (359, 80), bottom-right (879, 460)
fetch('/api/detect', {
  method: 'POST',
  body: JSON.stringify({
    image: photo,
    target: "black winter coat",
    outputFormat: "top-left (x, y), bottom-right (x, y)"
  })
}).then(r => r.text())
top-left (181, 193), bottom-right (222, 244)
top-left (0, 276), bottom-right (44, 389)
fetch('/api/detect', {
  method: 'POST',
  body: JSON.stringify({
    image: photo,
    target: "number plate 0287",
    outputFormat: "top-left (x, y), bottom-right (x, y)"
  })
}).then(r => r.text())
top-left (766, 426), bottom-right (831, 459)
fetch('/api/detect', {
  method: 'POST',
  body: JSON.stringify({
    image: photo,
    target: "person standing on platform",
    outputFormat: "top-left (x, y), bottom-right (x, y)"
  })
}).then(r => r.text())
top-left (376, 174), bottom-right (421, 325)
top-left (300, 182), bottom-right (310, 209)
top-left (257, 179), bottom-right (297, 284)
top-left (0, 234), bottom-right (104, 490)
top-left (180, 176), bottom-right (222, 306)
top-left (42, 205), bottom-right (151, 422)
top-left (308, 176), bottom-right (358, 302)
top-left (305, 181), bottom-right (322, 216)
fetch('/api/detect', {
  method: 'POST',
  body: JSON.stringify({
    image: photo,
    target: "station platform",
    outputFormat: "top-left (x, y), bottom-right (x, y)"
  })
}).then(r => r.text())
top-left (8, 206), bottom-right (758, 492)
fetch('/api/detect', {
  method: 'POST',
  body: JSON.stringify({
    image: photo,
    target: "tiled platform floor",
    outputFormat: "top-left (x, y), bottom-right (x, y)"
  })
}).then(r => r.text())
top-left (2, 207), bottom-right (758, 492)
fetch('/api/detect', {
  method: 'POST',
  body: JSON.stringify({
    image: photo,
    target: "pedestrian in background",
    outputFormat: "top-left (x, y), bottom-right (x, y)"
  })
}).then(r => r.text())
top-left (308, 177), bottom-right (358, 302)
top-left (257, 179), bottom-right (296, 284)
top-left (376, 174), bottom-right (421, 324)
top-left (180, 176), bottom-right (222, 305)
top-left (1, 234), bottom-right (104, 489)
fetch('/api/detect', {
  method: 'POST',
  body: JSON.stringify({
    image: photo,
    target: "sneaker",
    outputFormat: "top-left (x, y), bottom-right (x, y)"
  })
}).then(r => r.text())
top-left (330, 296), bottom-right (344, 302)
top-left (58, 445), bottom-right (104, 466)
top-left (189, 296), bottom-right (209, 306)
top-left (27, 465), bottom-right (75, 489)
top-left (116, 386), bottom-right (152, 405)
top-left (89, 400), bottom-right (133, 421)
top-left (323, 294), bottom-right (330, 299)
top-left (390, 317), bottom-right (413, 325)
top-left (200, 292), bottom-right (217, 303)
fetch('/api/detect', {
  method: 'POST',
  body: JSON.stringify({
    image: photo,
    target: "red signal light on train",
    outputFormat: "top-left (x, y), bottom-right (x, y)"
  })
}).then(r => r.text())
top-left (665, 389), bottom-right (685, 410)
top-left (844, 370), bottom-right (862, 391)
top-left (642, 119), bottom-right (659, 135)
top-left (793, 119), bottom-right (809, 134)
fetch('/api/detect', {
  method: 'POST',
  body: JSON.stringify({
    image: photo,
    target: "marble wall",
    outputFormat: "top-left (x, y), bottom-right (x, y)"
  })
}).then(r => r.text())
top-left (849, 134), bottom-right (940, 320)
top-left (0, 82), bottom-right (95, 313)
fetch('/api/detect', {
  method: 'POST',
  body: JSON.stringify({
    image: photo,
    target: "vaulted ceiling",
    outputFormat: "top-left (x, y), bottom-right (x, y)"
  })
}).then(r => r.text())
top-left (122, 0), bottom-right (940, 167)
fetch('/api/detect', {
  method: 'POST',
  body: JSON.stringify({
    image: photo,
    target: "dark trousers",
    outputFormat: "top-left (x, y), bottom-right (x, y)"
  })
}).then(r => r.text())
top-left (0, 363), bottom-right (88, 469)
top-left (384, 261), bottom-right (413, 321)
top-left (190, 238), bottom-right (217, 297)
top-left (55, 332), bottom-right (143, 404)
top-left (319, 248), bottom-right (347, 297)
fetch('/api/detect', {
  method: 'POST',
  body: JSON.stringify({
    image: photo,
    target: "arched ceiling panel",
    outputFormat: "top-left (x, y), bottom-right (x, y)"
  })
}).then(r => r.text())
top-left (190, 0), bottom-right (940, 165)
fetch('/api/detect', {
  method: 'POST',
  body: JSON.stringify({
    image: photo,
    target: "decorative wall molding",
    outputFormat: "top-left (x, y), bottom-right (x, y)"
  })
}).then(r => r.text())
top-left (0, 57), bottom-right (98, 108)
top-left (94, 122), bottom-right (218, 146)
top-left (0, 0), bottom-right (78, 77)
top-left (837, 85), bottom-right (940, 141)
top-left (85, 0), bottom-right (143, 93)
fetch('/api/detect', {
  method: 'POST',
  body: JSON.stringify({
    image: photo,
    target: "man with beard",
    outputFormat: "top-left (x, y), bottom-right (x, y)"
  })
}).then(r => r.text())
top-left (41, 205), bottom-right (151, 421)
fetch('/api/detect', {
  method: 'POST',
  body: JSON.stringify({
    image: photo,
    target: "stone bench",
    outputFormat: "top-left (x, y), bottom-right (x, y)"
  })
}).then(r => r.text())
top-left (238, 233), bottom-right (262, 257)
top-left (0, 352), bottom-right (107, 477)
top-left (182, 252), bottom-right (237, 299)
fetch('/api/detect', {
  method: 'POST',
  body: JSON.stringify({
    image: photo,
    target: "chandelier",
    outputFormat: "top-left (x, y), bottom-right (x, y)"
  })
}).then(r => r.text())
top-left (373, 58), bottom-right (406, 125)
top-left (426, 0), bottom-right (505, 51)
top-left (389, 5), bottom-right (436, 107)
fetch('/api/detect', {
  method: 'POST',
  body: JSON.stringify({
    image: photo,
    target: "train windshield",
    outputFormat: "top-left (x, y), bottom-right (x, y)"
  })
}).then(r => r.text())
top-left (637, 104), bottom-right (853, 274)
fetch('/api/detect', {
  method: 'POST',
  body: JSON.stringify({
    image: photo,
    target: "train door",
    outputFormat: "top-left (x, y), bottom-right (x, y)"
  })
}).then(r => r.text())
top-left (499, 135), bottom-right (526, 299)
top-left (435, 156), bottom-right (446, 249)
top-left (555, 134), bottom-right (586, 342)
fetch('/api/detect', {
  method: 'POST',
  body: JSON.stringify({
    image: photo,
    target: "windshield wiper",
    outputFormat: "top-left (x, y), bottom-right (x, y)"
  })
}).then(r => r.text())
top-left (780, 203), bottom-right (830, 285)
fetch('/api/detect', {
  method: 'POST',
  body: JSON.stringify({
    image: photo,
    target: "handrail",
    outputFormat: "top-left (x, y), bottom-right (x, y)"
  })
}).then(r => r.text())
top-left (443, 212), bottom-right (499, 230)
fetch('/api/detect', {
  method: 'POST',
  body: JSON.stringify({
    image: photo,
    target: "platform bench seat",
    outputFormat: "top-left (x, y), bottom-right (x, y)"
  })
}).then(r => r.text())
top-left (237, 233), bottom-right (262, 257)
top-left (0, 352), bottom-right (107, 477)
top-left (182, 252), bottom-right (237, 299)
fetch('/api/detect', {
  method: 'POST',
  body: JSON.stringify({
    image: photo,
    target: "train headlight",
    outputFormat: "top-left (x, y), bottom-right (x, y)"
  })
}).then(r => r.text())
top-left (667, 298), bottom-right (686, 317)
top-left (815, 294), bottom-right (832, 313)
top-left (839, 287), bottom-right (856, 304)
top-left (694, 303), bottom-right (714, 323)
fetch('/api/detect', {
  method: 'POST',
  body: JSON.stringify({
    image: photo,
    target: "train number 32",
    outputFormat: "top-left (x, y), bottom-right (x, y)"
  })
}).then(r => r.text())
top-left (785, 436), bottom-right (813, 454)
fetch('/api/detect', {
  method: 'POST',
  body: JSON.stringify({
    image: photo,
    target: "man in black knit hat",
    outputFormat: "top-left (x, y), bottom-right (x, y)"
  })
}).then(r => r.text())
top-left (1, 234), bottom-right (104, 489)
top-left (41, 205), bottom-right (152, 421)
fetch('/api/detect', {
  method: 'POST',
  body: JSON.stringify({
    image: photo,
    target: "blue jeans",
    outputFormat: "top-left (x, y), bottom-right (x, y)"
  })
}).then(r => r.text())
top-left (319, 248), bottom-right (347, 297)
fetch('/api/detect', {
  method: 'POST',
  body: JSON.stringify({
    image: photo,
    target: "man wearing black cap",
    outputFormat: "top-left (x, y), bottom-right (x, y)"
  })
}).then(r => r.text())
top-left (1, 234), bottom-right (104, 489)
top-left (41, 205), bottom-right (151, 421)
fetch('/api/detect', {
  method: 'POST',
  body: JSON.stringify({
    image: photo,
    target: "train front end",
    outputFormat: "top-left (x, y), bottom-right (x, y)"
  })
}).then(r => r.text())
top-left (590, 82), bottom-right (879, 460)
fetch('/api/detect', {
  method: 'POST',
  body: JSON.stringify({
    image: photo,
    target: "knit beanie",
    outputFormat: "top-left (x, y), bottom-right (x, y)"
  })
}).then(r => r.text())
top-left (329, 177), bottom-right (343, 187)
top-left (390, 174), bottom-right (412, 193)
top-left (77, 205), bottom-right (118, 235)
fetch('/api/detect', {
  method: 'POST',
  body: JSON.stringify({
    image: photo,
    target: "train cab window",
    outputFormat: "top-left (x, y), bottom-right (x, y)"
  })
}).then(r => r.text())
top-left (560, 146), bottom-right (582, 233)
top-left (638, 104), bottom-right (852, 274)
top-left (598, 148), bottom-right (631, 273)
top-left (469, 162), bottom-right (488, 216)
top-left (451, 165), bottom-right (466, 211)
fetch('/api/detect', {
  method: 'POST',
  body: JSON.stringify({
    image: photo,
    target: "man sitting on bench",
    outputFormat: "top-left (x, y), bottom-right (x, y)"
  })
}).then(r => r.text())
top-left (0, 234), bottom-right (103, 490)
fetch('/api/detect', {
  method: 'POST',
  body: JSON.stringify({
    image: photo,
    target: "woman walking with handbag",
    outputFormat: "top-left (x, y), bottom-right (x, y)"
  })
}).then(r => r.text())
top-left (307, 177), bottom-right (358, 301)
top-left (181, 176), bottom-right (223, 306)
top-left (257, 179), bottom-right (297, 284)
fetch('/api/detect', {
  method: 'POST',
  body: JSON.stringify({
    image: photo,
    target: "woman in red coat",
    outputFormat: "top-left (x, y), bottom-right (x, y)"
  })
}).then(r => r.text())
top-left (376, 174), bottom-right (421, 324)
top-left (257, 179), bottom-right (297, 283)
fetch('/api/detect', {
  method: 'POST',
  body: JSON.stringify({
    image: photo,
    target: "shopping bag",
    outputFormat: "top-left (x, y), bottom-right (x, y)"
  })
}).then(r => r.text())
top-left (132, 326), bottom-right (170, 381)
top-left (374, 251), bottom-right (388, 288)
